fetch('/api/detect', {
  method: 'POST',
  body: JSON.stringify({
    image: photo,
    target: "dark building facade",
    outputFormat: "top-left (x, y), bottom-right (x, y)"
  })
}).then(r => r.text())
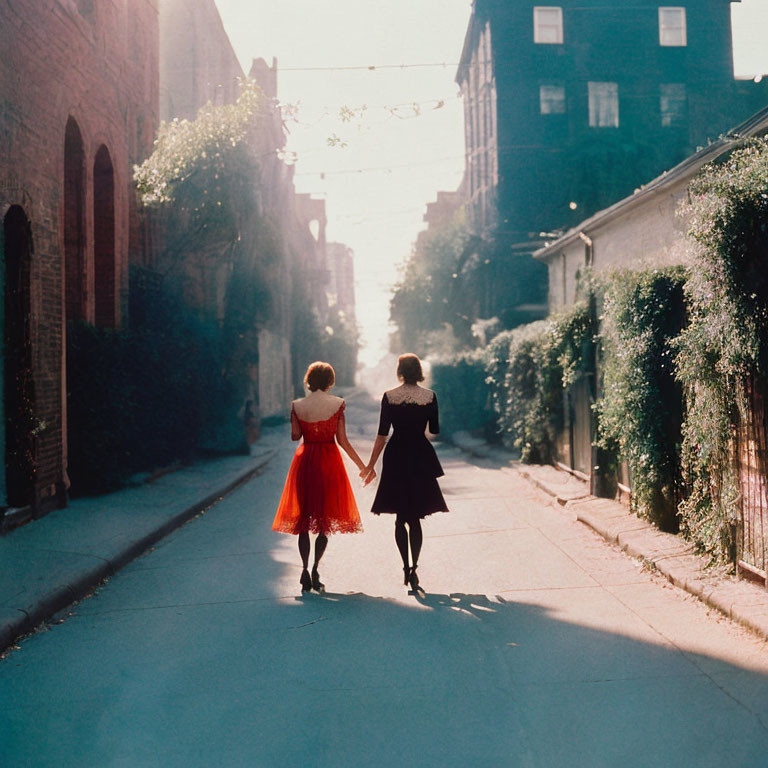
top-left (0, 0), bottom-right (158, 517)
top-left (457, 0), bottom-right (767, 245)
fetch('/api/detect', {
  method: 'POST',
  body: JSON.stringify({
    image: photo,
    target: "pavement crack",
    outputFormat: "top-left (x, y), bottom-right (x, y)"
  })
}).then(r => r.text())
top-left (21, 547), bottom-right (111, 566)
top-left (291, 617), bottom-right (328, 629)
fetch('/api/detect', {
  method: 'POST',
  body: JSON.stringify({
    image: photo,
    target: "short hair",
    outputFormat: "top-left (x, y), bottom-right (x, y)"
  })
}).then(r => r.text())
top-left (304, 361), bottom-right (335, 392)
top-left (397, 353), bottom-right (424, 385)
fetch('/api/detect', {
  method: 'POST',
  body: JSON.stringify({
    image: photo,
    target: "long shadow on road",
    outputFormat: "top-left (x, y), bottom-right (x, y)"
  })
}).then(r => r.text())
top-left (2, 582), bottom-right (768, 767)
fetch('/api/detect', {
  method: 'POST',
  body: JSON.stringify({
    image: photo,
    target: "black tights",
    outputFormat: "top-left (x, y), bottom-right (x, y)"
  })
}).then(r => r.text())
top-left (298, 532), bottom-right (328, 571)
top-left (394, 517), bottom-right (422, 570)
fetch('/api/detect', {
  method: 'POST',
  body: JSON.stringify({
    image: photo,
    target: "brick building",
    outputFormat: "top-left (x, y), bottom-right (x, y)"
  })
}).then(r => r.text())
top-left (456, 0), bottom-right (768, 325)
top-left (0, 0), bottom-right (158, 516)
top-left (159, 0), bottom-right (243, 122)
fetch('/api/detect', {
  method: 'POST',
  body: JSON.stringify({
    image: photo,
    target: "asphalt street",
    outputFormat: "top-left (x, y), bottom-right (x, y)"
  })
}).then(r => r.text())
top-left (2, 390), bottom-right (768, 767)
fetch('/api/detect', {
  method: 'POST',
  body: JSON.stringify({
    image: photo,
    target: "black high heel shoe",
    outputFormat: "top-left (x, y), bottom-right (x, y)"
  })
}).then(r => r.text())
top-left (408, 566), bottom-right (420, 590)
top-left (300, 569), bottom-right (312, 592)
top-left (403, 567), bottom-right (410, 586)
top-left (311, 566), bottom-right (325, 592)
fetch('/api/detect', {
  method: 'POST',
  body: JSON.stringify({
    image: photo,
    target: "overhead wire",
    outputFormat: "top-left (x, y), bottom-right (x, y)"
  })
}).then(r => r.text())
top-left (279, 62), bottom-right (460, 72)
top-left (293, 154), bottom-right (465, 177)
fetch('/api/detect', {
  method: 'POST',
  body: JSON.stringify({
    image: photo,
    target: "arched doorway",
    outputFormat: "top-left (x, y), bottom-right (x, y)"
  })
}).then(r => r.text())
top-left (3, 206), bottom-right (35, 508)
top-left (93, 144), bottom-right (116, 327)
top-left (64, 117), bottom-right (86, 322)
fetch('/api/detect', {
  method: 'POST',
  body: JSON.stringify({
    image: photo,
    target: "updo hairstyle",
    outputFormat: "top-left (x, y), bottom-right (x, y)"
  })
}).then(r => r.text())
top-left (304, 361), bottom-right (335, 392)
top-left (397, 353), bottom-right (424, 385)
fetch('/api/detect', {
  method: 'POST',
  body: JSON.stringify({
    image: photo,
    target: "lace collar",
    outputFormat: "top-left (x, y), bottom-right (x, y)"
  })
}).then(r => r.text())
top-left (385, 385), bottom-right (435, 406)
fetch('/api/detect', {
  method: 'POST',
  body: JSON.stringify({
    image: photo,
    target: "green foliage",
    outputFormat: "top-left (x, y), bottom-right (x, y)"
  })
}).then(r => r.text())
top-left (134, 80), bottom-right (262, 206)
top-left (595, 268), bottom-right (688, 531)
top-left (134, 81), bottom-right (264, 261)
top-left (486, 321), bottom-right (552, 459)
top-left (485, 304), bottom-right (594, 463)
top-left (674, 137), bottom-right (768, 559)
top-left (66, 280), bottom-right (234, 495)
top-left (430, 348), bottom-right (493, 435)
top-left (390, 210), bottom-right (473, 354)
top-left (390, 212), bottom-right (548, 359)
top-left (322, 307), bottom-right (359, 387)
top-left (428, 301), bottom-right (594, 458)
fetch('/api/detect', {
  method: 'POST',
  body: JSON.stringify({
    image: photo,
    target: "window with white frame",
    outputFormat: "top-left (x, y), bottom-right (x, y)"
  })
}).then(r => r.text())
top-left (660, 83), bottom-right (686, 126)
top-left (588, 82), bottom-right (619, 127)
top-left (533, 7), bottom-right (563, 44)
top-left (659, 7), bottom-right (687, 46)
top-left (540, 84), bottom-right (566, 114)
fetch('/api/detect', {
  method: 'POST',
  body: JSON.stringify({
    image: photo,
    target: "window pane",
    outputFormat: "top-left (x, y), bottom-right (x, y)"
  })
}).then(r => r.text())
top-left (537, 8), bottom-right (561, 24)
top-left (660, 83), bottom-right (686, 126)
top-left (659, 7), bottom-right (686, 46)
top-left (588, 82), bottom-right (619, 127)
top-left (540, 84), bottom-right (566, 114)
top-left (534, 7), bottom-right (563, 44)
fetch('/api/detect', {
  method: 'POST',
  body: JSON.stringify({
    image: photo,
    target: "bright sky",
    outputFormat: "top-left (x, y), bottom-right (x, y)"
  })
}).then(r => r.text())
top-left (214, 0), bottom-right (768, 368)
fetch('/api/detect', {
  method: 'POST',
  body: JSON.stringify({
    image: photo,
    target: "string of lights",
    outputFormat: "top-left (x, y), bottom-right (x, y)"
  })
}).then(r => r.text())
top-left (283, 94), bottom-right (461, 129)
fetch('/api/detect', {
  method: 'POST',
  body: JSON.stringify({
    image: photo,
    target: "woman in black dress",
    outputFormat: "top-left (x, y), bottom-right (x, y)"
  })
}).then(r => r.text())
top-left (362, 354), bottom-right (448, 589)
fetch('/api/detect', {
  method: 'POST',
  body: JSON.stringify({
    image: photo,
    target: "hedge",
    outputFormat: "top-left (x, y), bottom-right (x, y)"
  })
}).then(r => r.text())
top-left (595, 267), bottom-right (688, 531)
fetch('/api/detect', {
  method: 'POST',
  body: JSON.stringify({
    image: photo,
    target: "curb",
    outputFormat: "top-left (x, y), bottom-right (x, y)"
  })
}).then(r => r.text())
top-left (517, 467), bottom-right (590, 506)
top-left (0, 450), bottom-right (276, 653)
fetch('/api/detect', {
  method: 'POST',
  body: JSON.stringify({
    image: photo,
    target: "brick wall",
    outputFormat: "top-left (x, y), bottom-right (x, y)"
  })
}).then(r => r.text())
top-left (0, 0), bottom-right (159, 511)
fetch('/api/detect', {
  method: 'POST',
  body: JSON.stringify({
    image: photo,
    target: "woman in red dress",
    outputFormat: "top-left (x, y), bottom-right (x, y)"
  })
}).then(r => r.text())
top-left (272, 361), bottom-right (366, 592)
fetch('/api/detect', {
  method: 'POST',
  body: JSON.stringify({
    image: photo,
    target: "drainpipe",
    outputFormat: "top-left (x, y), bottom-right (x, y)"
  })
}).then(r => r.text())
top-left (578, 231), bottom-right (593, 267)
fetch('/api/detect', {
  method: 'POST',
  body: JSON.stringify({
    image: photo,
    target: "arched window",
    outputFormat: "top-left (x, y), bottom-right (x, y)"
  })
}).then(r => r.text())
top-left (64, 117), bottom-right (86, 322)
top-left (93, 145), bottom-right (116, 326)
top-left (3, 205), bottom-right (35, 507)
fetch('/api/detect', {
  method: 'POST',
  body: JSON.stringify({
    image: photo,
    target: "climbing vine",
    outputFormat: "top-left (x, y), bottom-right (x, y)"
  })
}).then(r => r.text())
top-left (595, 267), bottom-right (688, 531)
top-left (134, 80), bottom-right (264, 267)
top-left (674, 136), bottom-right (768, 560)
top-left (482, 301), bottom-right (594, 462)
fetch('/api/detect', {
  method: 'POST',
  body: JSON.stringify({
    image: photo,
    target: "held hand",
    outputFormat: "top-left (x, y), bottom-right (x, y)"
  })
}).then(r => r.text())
top-left (363, 467), bottom-right (377, 486)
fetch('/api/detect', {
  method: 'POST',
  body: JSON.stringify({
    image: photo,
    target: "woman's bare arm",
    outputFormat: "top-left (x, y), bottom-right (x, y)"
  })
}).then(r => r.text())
top-left (335, 412), bottom-right (365, 470)
top-left (290, 406), bottom-right (301, 441)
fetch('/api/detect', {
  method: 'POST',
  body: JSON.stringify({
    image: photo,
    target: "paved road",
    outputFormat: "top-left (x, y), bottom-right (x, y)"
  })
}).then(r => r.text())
top-left (2, 390), bottom-right (768, 767)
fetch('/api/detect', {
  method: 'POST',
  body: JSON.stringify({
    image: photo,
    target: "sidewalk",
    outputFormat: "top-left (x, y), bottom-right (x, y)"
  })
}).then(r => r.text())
top-left (451, 432), bottom-right (768, 641)
top-left (0, 430), bottom-right (281, 652)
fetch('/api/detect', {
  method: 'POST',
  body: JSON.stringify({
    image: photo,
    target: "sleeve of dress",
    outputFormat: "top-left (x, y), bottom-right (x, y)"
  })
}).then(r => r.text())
top-left (428, 394), bottom-right (440, 435)
top-left (377, 393), bottom-right (392, 436)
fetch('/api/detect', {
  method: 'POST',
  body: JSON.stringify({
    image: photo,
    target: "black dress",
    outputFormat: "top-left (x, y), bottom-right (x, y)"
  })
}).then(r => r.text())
top-left (370, 391), bottom-right (449, 522)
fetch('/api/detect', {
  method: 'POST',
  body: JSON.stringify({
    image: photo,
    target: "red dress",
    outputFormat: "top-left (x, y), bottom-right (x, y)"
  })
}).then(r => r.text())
top-left (272, 401), bottom-right (363, 535)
